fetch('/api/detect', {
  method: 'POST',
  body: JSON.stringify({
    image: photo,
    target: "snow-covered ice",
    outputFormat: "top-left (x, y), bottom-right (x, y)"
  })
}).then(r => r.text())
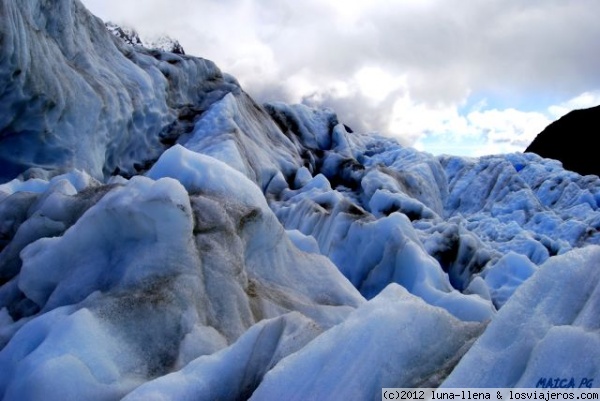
top-left (442, 246), bottom-right (600, 387)
top-left (250, 284), bottom-right (485, 400)
top-left (0, 149), bottom-right (362, 400)
top-left (0, 0), bottom-right (234, 182)
top-left (0, 0), bottom-right (599, 398)
top-left (123, 313), bottom-right (323, 401)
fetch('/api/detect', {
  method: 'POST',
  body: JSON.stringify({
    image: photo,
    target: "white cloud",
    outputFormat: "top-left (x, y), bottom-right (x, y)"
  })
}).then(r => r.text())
top-left (469, 109), bottom-right (549, 143)
top-left (411, 105), bottom-right (550, 156)
top-left (390, 98), bottom-right (473, 144)
top-left (548, 91), bottom-right (600, 119)
top-left (354, 67), bottom-right (407, 102)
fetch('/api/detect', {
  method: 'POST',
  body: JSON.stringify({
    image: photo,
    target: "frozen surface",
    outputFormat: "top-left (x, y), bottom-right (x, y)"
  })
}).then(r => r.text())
top-left (251, 284), bottom-right (484, 400)
top-left (0, 0), bottom-right (236, 182)
top-left (0, 0), bottom-right (599, 398)
top-left (123, 313), bottom-right (323, 401)
top-left (442, 246), bottom-right (600, 387)
top-left (0, 149), bottom-right (362, 400)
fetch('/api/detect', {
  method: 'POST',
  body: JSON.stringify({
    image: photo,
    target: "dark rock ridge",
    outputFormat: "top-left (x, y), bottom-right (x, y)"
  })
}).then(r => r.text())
top-left (525, 105), bottom-right (600, 177)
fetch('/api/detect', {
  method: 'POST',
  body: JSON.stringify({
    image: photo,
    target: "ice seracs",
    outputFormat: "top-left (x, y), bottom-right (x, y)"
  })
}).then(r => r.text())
top-left (0, 0), bottom-right (231, 182)
top-left (250, 284), bottom-right (485, 400)
top-left (0, 0), bottom-right (599, 398)
top-left (0, 146), bottom-right (362, 401)
top-left (442, 246), bottom-right (600, 388)
top-left (122, 313), bottom-right (323, 401)
top-left (106, 21), bottom-right (186, 54)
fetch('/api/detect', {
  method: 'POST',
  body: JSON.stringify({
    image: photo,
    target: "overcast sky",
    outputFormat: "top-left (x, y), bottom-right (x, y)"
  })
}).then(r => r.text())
top-left (82, 0), bottom-right (600, 156)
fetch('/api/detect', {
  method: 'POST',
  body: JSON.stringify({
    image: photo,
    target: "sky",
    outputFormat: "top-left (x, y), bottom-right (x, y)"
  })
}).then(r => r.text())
top-left (81, 0), bottom-right (600, 157)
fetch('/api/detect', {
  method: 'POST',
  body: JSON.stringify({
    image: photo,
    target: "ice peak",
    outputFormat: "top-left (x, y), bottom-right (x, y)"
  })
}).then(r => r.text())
top-left (105, 21), bottom-right (185, 54)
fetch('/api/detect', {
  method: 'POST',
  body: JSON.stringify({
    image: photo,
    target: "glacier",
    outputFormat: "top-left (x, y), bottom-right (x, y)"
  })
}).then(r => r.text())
top-left (0, 0), bottom-right (599, 399)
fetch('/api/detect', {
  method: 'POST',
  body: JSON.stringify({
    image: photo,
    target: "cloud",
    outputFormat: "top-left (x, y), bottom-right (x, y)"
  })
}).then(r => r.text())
top-left (413, 91), bottom-right (600, 157)
top-left (413, 106), bottom-right (551, 156)
top-left (548, 90), bottom-right (600, 119)
top-left (81, 0), bottom-right (600, 155)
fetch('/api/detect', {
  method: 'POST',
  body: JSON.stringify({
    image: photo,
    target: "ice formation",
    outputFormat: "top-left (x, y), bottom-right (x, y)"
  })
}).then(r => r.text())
top-left (0, 0), bottom-right (599, 399)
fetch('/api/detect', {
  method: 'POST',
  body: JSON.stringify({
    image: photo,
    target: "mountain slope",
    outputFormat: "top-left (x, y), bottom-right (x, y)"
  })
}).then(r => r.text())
top-left (0, 0), bottom-right (599, 399)
top-left (526, 105), bottom-right (600, 177)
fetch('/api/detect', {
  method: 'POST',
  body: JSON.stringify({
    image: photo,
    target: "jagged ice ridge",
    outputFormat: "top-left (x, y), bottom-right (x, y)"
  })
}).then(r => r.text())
top-left (0, 0), bottom-right (599, 399)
